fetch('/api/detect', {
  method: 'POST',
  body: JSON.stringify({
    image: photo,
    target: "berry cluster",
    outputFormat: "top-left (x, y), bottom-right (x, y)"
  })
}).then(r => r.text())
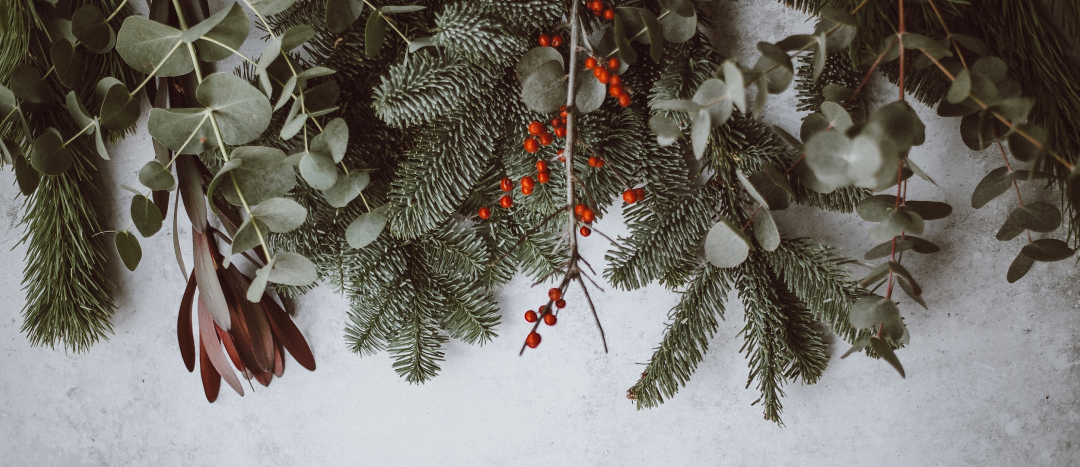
top-left (536, 32), bottom-right (564, 48)
top-left (523, 109), bottom-right (568, 154)
top-left (585, 56), bottom-right (632, 108)
top-left (588, 0), bottom-right (615, 20)
top-left (623, 187), bottom-right (645, 205)
top-left (523, 287), bottom-right (566, 348)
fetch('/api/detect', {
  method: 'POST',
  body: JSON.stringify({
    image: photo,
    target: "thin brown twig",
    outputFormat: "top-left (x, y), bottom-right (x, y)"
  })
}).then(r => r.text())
top-left (576, 276), bottom-right (609, 353)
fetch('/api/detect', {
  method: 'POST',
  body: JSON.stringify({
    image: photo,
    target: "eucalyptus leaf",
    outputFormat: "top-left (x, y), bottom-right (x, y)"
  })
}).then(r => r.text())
top-left (869, 337), bottom-right (906, 378)
top-left (71, 5), bottom-right (116, 53)
top-left (905, 200), bottom-right (952, 221)
top-left (703, 216), bottom-right (752, 268)
top-left (752, 53), bottom-right (793, 95)
top-left (1021, 239), bottom-right (1074, 262)
top-left (870, 209), bottom-right (924, 242)
top-left (653, 99), bottom-right (700, 113)
top-left (247, 259), bottom-right (273, 302)
top-left (770, 125), bottom-right (802, 151)
top-left (31, 128), bottom-right (72, 175)
top-left (722, 60), bottom-right (746, 114)
top-left (971, 167), bottom-right (1012, 209)
top-left (867, 101), bottom-right (925, 151)
top-left (901, 33), bottom-right (951, 60)
top-left (857, 195), bottom-right (896, 222)
top-left (65, 92), bottom-right (95, 133)
top-left (658, 6), bottom-right (696, 43)
top-left (972, 56), bottom-right (1008, 84)
top-left (815, 11), bottom-right (856, 53)
top-left (692, 79), bottom-right (732, 127)
top-left (192, 3), bottom-right (250, 62)
top-left (820, 101), bottom-right (852, 131)
top-left (14, 153), bottom-right (40, 196)
top-left (9, 64), bottom-right (54, 105)
top-left (690, 109), bottom-right (711, 160)
top-left (227, 217), bottom-right (268, 267)
top-left (612, 13), bottom-right (637, 66)
top-left (515, 47), bottom-right (563, 84)
top-left (848, 295), bottom-right (899, 329)
top-left (521, 60), bottom-right (568, 114)
top-left (251, 197), bottom-right (307, 233)
top-left (114, 231), bottom-right (142, 271)
top-left (822, 84), bottom-right (854, 103)
top-left (147, 108), bottom-right (213, 154)
top-left (247, 0), bottom-right (298, 16)
top-left (752, 209), bottom-right (780, 251)
top-left (267, 251), bottom-right (318, 286)
top-left (51, 39), bottom-right (86, 88)
top-left (346, 211), bottom-right (388, 249)
top-left (365, 9), bottom-right (386, 56)
top-left (381, 5), bottom-right (426, 13)
top-left (325, 0), bottom-right (363, 34)
top-left (996, 202), bottom-right (1061, 240)
top-left (323, 171), bottom-right (371, 208)
top-left (282, 24), bottom-right (317, 52)
top-left (1007, 124), bottom-right (1046, 162)
top-left (311, 118), bottom-right (349, 163)
top-left (116, 17), bottom-right (192, 77)
top-left (196, 73), bottom-right (273, 145)
top-left (299, 151), bottom-right (339, 190)
top-left (1006, 250), bottom-right (1034, 283)
top-left (130, 195), bottom-right (164, 237)
top-left (841, 338), bottom-right (870, 359)
top-left (576, 70), bottom-right (606, 114)
top-left (98, 82), bottom-right (140, 131)
top-left (206, 159), bottom-right (242, 210)
top-left (139, 160), bottom-right (177, 191)
top-left (959, 112), bottom-right (992, 151)
top-left (221, 146), bottom-right (297, 206)
top-left (649, 115), bottom-right (682, 146)
top-left (812, 32), bottom-right (827, 81)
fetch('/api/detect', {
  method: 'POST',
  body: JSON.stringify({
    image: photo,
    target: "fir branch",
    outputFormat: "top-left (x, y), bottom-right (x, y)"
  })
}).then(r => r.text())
top-left (432, 3), bottom-right (529, 69)
top-left (372, 53), bottom-right (493, 128)
top-left (627, 264), bottom-right (731, 408)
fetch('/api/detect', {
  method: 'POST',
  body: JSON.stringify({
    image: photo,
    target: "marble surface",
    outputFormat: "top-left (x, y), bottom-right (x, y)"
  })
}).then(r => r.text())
top-left (2, 1), bottom-right (1078, 465)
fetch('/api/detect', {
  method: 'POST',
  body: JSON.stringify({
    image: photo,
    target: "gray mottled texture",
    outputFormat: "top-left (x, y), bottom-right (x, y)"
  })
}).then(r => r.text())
top-left (1, 1), bottom-right (1078, 465)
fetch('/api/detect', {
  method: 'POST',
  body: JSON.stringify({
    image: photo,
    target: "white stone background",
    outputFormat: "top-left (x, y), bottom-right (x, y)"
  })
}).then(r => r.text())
top-left (2, 1), bottom-right (1079, 465)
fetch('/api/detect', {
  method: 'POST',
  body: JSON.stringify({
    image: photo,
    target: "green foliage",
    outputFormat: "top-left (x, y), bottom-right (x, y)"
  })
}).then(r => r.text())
top-left (432, 3), bottom-right (528, 68)
top-left (372, 53), bottom-right (492, 128)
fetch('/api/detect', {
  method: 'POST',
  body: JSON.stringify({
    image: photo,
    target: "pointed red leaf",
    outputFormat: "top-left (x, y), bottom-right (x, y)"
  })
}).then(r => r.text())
top-left (262, 297), bottom-right (316, 371)
top-left (273, 342), bottom-right (284, 377)
top-left (198, 296), bottom-right (244, 396)
top-left (253, 369), bottom-right (273, 387)
top-left (199, 336), bottom-right (221, 403)
top-left (220, 268), bottom-right (274, 372)
top-left (178, 272), bottom-right (197, 372)
top-left (193, 230), bottom-right (232, 330)
top-left (216, 323), bottom-right (245, 372)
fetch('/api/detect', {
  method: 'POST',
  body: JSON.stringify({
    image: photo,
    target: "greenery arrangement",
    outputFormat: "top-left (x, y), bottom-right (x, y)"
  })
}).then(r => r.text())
top-left (3, 0), bottom-right (1077, 422)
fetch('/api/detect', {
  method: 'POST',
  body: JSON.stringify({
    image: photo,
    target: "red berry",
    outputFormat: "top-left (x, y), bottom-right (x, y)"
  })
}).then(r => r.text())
top-left (525, 310), bottom-right (538, 323)
top-left (588, 156), bottom-right (601, 167)
top-left (500, 195), bottom-right (513, 208)
top-left (609, 75), bottom-right (621, 86)
top-left (594, 68), bottom-right (610, 84)
top-left (544, 313), bottom-right (557, 326)
top-left (556, 299), bottom-right (566, 308)
top-left (585, 57), bottom-right (598, 70)
top-left (548, 288), bottom-right (562, 301)
top-left (526, 332), bottom-right (541, 348)
top-left (521, 176), bottom-right (536, 190)
top-left (553, 127), bottom-right (567, 138)
top-left (623, 189), bottom-right (638, 204)
top-left (524, 137), bottom-right (540, 153)
top-left (551, 117), bottom-right (564, 128)
top-left (607, 57), bottom-right (620, 70)
top-left (500, 177), bottom-right (513, 191)
top-left (558, 155), bottom-right (566, 163)
top-left (589, 1), bottom-right (604, 14)
top-left (537, 171), bottom-right (550, 184)
top-left (603, 9), bottom-right (615, 20)
top-left (478, 206), bottom-right (491, 219)
top-left (595, 158), bottom-right (606, 168)
top-left (538, 133), bottom-right (554, 146)
top-left (538, 34), bottom-right (550, 47)
top-left (551, 35), bottom-right (563, 47)
top-left (618, 94), bottom-right (632, 107)
top-left (609, 85), bottom-right (624, 98)
top-left (528, 121), bottom-right (545, 136)
top-left (522, 186), bottom-right (533, 195)
top-left (559, 110), bottom-right (568, 118)
top-left (536, 160), bottom-right (549, 172)
top-left (580, 226), bottom-right (592, 237)
top-left (574, 204), bottom-right (587, 216)
top-left (635, 187), bottom-right (645, 200)
top-left (581, 209), bottom-right (595, 223)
